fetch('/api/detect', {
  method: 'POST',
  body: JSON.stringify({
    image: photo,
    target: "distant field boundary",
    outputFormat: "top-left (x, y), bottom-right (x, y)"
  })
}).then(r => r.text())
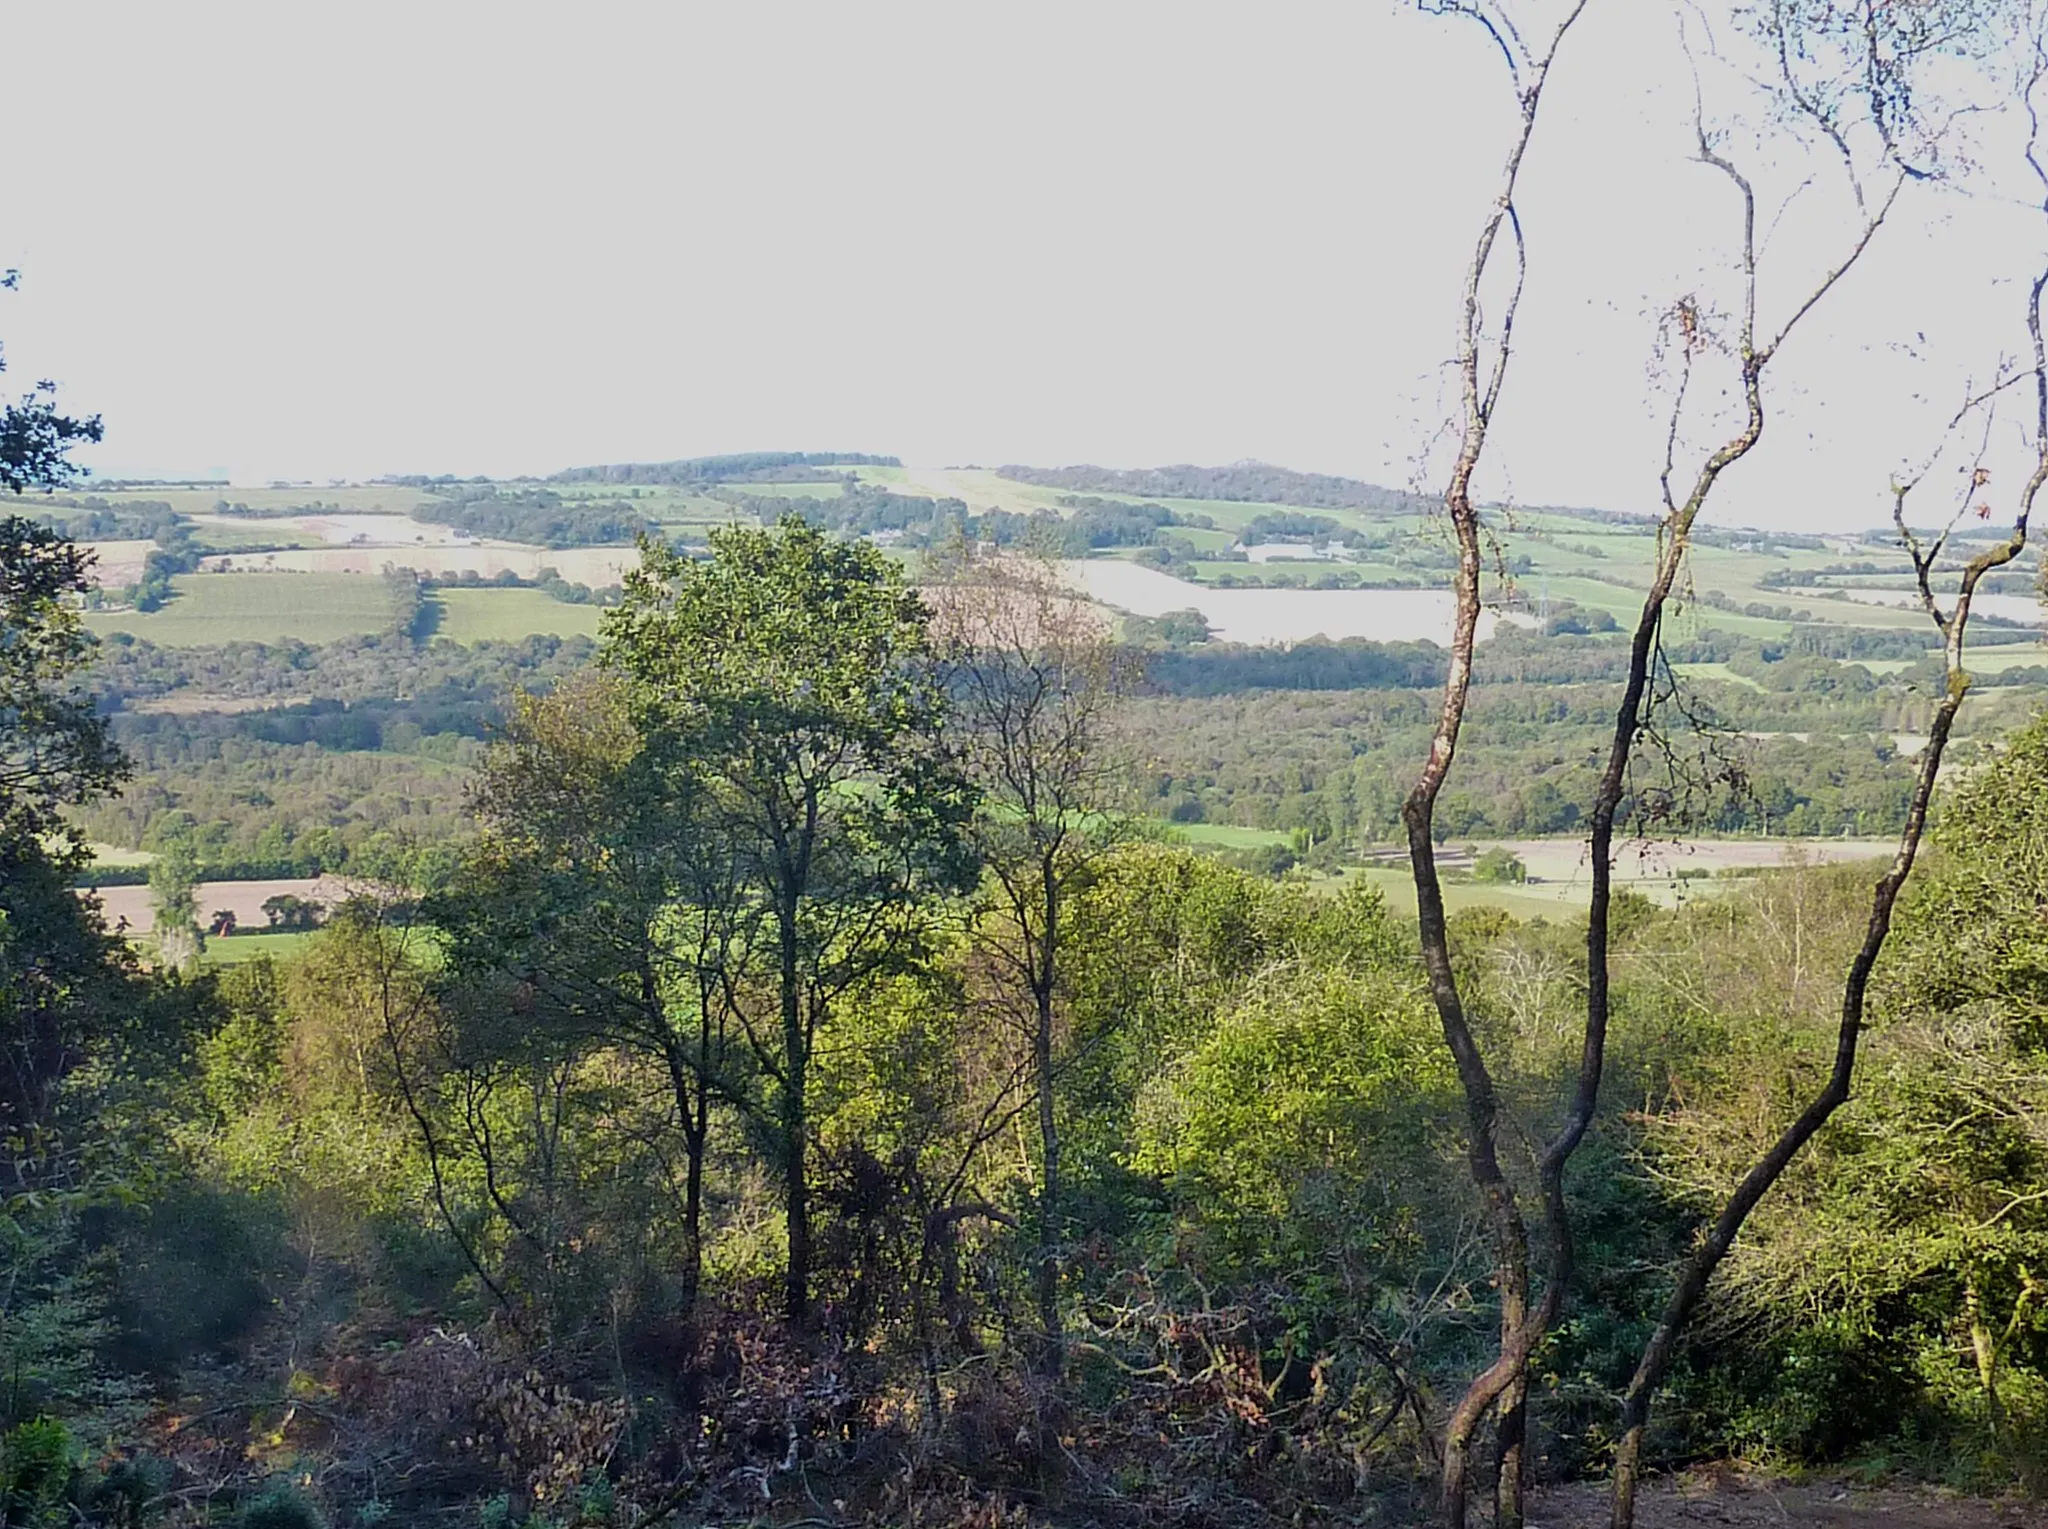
top-left (72, 857), bottom-right (328, 889)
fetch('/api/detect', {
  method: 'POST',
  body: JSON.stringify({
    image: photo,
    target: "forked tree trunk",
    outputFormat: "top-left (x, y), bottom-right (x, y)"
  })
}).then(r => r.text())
top-left (1399, 9), bottom-right (1591, 1523)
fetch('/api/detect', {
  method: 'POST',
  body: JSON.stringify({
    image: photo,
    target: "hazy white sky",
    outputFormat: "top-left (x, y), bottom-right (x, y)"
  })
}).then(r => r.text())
top-left (2, 2), bottom-right (2042, 530)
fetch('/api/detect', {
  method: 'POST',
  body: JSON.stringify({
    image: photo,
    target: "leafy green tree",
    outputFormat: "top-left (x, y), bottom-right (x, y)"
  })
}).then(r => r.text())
top-left (0, 519), bottom-right (124, 855)
top-left (440, 669), bottom-right (759, 1323)
top-left (1472, 849), bottom-right (1526, 885)
top-left (602, 520), bottom-right (976, 1321)
top-left (146, 821), bottom-right (203, 969)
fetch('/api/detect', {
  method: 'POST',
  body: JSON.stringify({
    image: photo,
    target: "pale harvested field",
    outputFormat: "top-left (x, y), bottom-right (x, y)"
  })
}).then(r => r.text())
top-left (89, 876), bottom-right (359, 935)
top-left (1062, 558), bottom-right (1516, 646)
top-left (203, 544), bottom-right (637, 583)
top-left (186, 511), bottom-right (467, 545)
top-left (125, 694), bottom-right (287, 715)
top-left (1844, 587), bottom-right (2045, 626)
top-left (82, 538), bottom-right (156, 587)
top-left (1480, 835), bottom-right (1894, 886)
top-left (1358, 837), bottom-right (1893, 916)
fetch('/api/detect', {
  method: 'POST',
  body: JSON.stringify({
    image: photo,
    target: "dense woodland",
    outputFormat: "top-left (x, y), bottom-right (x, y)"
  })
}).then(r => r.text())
top-left (9, 496), bottom-right (2048, 1528)
top-left (49, 614), bottom-right (1963, 885)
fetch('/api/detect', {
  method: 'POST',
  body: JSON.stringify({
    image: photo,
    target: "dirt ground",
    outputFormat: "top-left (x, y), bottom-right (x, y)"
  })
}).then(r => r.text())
top-left (1530, 1469), bottom-right (2047, 1527)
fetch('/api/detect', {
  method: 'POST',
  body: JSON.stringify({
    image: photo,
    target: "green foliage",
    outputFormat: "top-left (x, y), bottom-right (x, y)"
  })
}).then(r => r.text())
top-left (411, 485), bottom-right (649, 548)
top-left (1123, 607), bottom-right (1211, 649)
top-left (996, 461), bottom-right (1431, 515)
top-left (235, 1481), bottom-right (325, 1529)
top-left (0, 1211), bottom-right (115, 1430)
top-left (1472, 847), bottom-right (1527, 884)
top-left (145, 815), bottom-right (203, 963)
top-left (0, 517), bottom-right (126, 852)
top-left (0, 1417), bottom-right (73, 1529)
top-left (1134, 960), bottom-right (1453, 1282)
top-left (87, 1180), bottom-right (284, 1372)
top-left (549, 450), bottom-right (898, 487)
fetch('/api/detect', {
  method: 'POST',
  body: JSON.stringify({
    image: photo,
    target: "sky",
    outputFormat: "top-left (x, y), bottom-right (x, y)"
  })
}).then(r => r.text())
top-left (3, 2), bottom-right (2044, 531)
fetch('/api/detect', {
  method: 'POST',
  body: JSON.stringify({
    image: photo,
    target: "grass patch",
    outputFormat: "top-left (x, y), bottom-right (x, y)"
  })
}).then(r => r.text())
top-left (1964, 644), bottom-right (2048, 673)
top-left (726, 482), bottom-right (846, 500)
top-left (186, 521), bottom-right (325, 552)
top-left (203, 931), bottom-right (315, 966)
top-left (1160, 821), bottom-right (1292, 849)
top-left (1350, 864), bottom-right (1577, 919)
top-left (428, 587), bottom-right (603, 644)
top-left (87, 843), bottom-right (155, 868)
top-left (1671, 661), bottom-right (1767, 692)
top-left (86, 573), bottom-right (405, 645)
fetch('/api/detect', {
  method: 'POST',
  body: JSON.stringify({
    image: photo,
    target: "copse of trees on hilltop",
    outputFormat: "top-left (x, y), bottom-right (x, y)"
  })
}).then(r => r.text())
top-left (408, 484), bottom-right (651, 547)
top-left (714, 486), bottom-right (1218, 558)
top-left (547, 450), bottom-right (902, 486)
top-left (998, 460), bottom-right (1437, 515)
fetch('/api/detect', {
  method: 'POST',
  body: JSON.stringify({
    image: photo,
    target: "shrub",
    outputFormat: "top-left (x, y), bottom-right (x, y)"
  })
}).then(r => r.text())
top-left (236, 1481), bottom-right (326, 1529)
top-left (0, 1418), bottom-right (73, 1529)
top-left (1473, 847), bottom-right (1527, 884)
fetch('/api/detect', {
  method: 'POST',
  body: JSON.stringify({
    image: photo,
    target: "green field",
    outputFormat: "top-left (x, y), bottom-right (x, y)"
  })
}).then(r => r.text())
top-left (1163, 822), bottom-right (1291, 849)
top-left (203, 931), bottom-right (315, 966)
top-left (726, 482), bottom-right (846, 500)
top-left (1348, 864), bottom-right (1584, 919)
top-left (188, 521), bottom-right (325, 551)
top-left (1347, 862), bottom-right (1728, 919)
top-left (1966, 643), bottom-right (2048, 673)
top-left (429, 587), bottom-right (603, 643)
top-left (1671, 661), bottom-right (1766, 691)
top-left (87, 843), bottom-right (155, 867)
top-left (87, 573), bottom-right (404, 645)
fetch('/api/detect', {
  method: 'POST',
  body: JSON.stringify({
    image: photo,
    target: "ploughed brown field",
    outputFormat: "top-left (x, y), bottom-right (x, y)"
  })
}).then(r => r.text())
top-left (88, 876), bottom-right (357, 935)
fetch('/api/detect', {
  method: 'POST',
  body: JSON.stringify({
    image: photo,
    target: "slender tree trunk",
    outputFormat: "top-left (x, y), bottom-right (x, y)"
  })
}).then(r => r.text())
top-left (1395, 12), bottom-right (1590, 1520)
top-left (780, 904), bottom-right (810, 1325)
top-left (1034, 980), bottom-right (1061, 1377)
top-left (652, 959), bottom-right (712, 1323)
top-left (1033, 873), bottom-right (1063, 1377)
top-left (683, 1077), bottom-right (709, 1318)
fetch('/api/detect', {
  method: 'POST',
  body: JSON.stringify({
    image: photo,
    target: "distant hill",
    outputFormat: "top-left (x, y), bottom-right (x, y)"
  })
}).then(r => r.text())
top-left (551, 452), bottom-right (901, 487)
top-left (996, 461), bottom-right (1431, 515)
top-left (995, 460), bottom-right (1656, 529)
